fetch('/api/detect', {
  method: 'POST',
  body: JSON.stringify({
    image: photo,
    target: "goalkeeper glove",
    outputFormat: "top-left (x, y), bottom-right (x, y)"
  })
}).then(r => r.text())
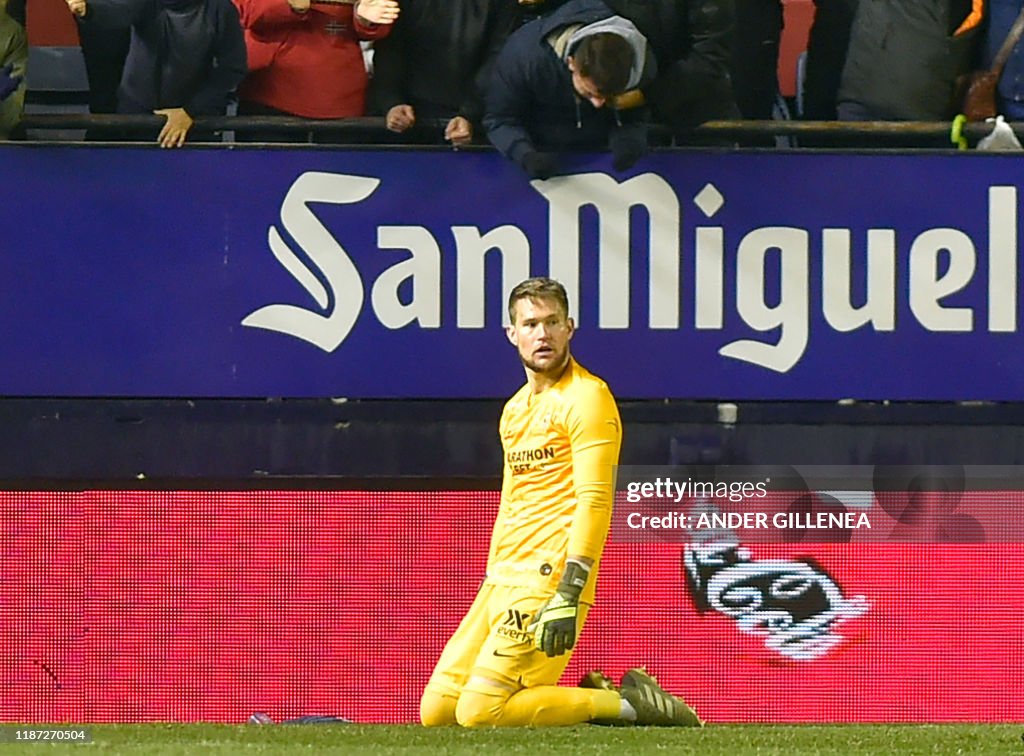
top-left (529, 559), bottom-right (590, 657)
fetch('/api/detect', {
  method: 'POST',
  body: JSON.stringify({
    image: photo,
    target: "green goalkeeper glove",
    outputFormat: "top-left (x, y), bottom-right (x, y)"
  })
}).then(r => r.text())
top-left (529, 559), bottom-right (590, 657)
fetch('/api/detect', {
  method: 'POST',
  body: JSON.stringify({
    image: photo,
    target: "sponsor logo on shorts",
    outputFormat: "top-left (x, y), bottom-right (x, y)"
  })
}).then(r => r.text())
top-left (496, 608), bottom-right (533, 643)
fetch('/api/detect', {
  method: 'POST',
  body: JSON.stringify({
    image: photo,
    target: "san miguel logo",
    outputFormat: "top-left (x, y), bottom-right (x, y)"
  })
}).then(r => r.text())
top-left (241, 171), bottom-right (1021, 374)
top-left (683, 504), bottom-right (869, 660)
top-left (241, 172), bottom-right (373, 352)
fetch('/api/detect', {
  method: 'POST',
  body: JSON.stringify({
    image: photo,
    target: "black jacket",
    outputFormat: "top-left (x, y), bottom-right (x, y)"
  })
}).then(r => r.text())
top-left (484, 0), bottom-right (656, 164)
top-left (369, 0), bottom-right (521, 123)
top-left (83, 0), bottom-right (246, 116)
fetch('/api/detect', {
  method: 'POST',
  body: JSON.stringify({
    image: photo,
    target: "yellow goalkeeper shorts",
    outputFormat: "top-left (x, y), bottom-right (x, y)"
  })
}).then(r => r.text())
top-left (425, 581), bottom-right (591, 697)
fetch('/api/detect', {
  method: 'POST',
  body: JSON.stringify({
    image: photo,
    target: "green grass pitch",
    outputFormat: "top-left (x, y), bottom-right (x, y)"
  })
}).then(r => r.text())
top-left (17, 723), bottom-right (1023, 754)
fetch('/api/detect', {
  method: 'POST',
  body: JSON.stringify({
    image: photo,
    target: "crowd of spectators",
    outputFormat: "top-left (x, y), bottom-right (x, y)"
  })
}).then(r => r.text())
top-left (2, 0), bottom-right (1024, 166)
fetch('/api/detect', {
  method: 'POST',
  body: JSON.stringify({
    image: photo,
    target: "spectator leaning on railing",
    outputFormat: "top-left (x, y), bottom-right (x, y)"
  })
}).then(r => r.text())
top-left (65, 0), bottom-right (248, 147)
top-left (0, 0), bottom-right (26, 140)
top-left (233, 0), bottom-right (399, 139)
top-left (484, 0), bottom-right (656, 179)
top-left (521, 0), bottom-right (738, 139)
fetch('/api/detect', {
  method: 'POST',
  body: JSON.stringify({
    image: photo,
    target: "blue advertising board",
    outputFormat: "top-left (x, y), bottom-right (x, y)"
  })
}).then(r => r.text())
top-left (1, 144), bottom-right (1022, 399)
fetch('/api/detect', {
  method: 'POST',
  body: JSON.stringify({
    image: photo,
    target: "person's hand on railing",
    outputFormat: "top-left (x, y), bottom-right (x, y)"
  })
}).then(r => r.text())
top-left (386, 104), bottom-right (415, 133)
top-left (0, 64), bottom-right (22, 102)
top-left (288, 0), bottom-right (310, 14)
top-left (65, 0), bottom-right (87, 17)
top-left (154, 108), bottom-right (194, 148)
top-left (445, 116), bottom-right (473, 146)
top-left (355, 0), bottom-right (399, 26)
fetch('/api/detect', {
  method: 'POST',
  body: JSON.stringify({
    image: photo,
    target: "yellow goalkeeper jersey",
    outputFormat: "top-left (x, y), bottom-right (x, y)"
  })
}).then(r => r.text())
top-left (486, 358), bottom-right (621, 605)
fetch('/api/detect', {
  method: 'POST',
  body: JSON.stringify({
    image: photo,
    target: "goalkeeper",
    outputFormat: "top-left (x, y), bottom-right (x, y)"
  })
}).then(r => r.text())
top-left (420, 277), bottom-right (700, 728)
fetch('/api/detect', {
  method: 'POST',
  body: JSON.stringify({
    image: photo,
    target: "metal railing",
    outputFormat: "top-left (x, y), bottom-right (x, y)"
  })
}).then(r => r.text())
top-left (13, 114), bottom-right (1014, 149)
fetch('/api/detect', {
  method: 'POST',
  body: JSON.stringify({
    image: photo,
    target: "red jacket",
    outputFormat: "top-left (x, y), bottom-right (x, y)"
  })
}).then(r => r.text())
top-left (234, 0), bottom-right (391, 117)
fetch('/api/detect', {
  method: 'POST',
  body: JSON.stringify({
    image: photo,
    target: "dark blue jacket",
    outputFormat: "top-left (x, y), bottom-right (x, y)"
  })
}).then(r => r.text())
top-left (83, 0), bottom-right (247, 116)
top-left (484, 0), bottom-right (654, 165)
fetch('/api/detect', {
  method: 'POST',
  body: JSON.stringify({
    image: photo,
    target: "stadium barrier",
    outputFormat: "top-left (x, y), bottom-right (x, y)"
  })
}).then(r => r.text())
top-left (5, 138), bottom-right (1024, 472)
top-left (13, 115), bottom-right (1017, 148)
top-left (5, 142), bottom-right (1023, 399)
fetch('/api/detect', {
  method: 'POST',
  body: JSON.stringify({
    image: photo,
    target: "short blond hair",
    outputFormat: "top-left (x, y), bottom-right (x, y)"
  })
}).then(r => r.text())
top-left (507, 278), bottom-right (570, 325)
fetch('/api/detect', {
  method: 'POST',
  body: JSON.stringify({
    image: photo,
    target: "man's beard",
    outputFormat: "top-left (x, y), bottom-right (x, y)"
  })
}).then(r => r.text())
top-left (520, 346), bottom-right (569, 376)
